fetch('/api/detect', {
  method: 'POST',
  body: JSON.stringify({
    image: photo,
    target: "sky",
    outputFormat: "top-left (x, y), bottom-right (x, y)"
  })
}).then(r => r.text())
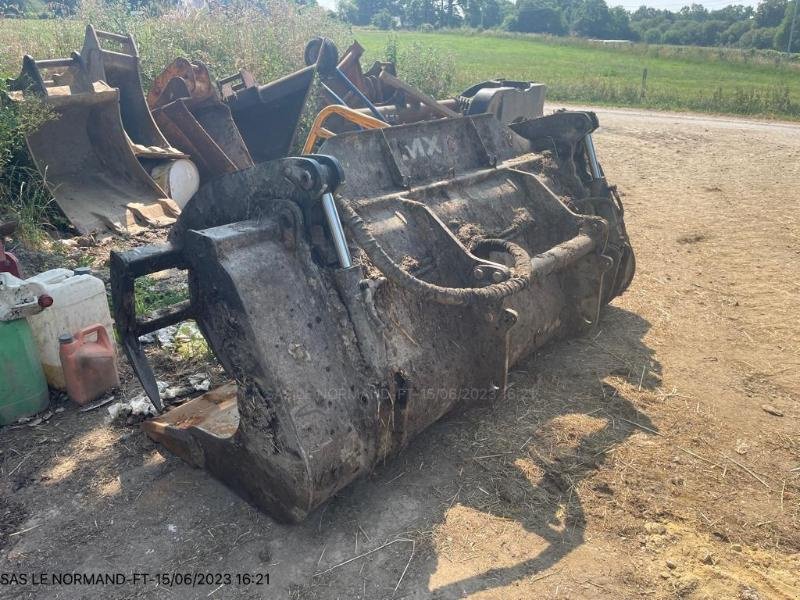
top-left (316, 0), bottom-right (762, 11)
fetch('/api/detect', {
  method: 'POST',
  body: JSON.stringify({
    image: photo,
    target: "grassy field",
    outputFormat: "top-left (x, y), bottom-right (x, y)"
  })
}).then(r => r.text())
top-left (355, 29), bottom-right (800, 119)
top-left (1, 15), bottom-right (799, 120)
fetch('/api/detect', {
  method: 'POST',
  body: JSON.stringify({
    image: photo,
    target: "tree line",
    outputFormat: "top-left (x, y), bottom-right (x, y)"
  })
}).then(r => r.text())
top-left (337, 0), bottom-right (800, 52)
top-left (2, 0), bottom-right (797, 53)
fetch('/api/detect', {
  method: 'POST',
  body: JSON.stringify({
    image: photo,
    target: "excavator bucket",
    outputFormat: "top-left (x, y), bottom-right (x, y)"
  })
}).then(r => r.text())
top-left (147, 58), bottom-right (254, 182)
top-left (111, 110), bottom-right (634, 523)
top-left (7, 55), bottom-right (180, 234)
top-left (80, 25), bottom-right (176, 158)
top-left (218, 66), bottom-right (316, 163)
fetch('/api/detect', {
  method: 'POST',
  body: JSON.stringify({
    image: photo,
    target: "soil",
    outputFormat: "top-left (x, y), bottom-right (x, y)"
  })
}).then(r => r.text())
top-left (1, 106), bottom-right (799, 600)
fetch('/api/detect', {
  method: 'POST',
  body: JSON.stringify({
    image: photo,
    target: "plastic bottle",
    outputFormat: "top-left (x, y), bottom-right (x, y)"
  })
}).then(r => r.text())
top-left (26, 268), bottom-right (115, 389)
top-left (59, 324), bottom-right (120, 406)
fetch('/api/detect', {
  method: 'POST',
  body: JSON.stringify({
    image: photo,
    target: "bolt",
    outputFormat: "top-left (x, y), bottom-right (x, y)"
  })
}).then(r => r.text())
top-left (502, 309), bottom-right (518, 325)
top-left (473, 266), bottom-right (485, 280)
top-left (299, 170), bottom-right (313, 190)
top-left (491, 270), bottom-right (505, 283)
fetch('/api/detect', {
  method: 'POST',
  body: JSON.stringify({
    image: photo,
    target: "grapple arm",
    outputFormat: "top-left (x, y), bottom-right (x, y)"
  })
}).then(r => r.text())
top-left (110, 243), bottom-right (189, 411)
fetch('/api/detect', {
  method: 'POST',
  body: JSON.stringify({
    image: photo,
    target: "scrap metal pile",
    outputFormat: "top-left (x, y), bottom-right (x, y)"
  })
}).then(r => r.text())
top-left (9, 28), bottom-right (635, 522)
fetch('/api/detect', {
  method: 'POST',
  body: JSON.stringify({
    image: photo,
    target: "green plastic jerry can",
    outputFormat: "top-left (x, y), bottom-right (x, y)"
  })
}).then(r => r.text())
top-left (0, 318), bottom-right (49, 425)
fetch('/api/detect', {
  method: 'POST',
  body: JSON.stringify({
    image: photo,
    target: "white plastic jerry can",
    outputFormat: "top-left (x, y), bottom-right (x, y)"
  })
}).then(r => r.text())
top-left (26, 267), bottom-right (116, 389)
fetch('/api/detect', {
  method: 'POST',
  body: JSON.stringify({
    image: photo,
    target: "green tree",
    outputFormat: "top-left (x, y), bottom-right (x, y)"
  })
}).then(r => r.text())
top-left (710, 4), bottom-right (754, 22)
top-left (774, 0), bottom-right (799, 51)
top-left (608, 5), bottom-right (633, 39)
top-left (483, 0), bottom-right (512, 27)
top-left (338, 0), bottom-right (400, 25)
top-left (372, 8), bottom-right (395, 27)
top-left (643, 28), bottom-right (662, 43)
top-left (755, 0), bottom-right (788, 27)
top-left (662, 21), bottom-right (704, 44)
top-left (570, 0), bottom-right (612, 38)
top-left (511, 0), bottom-right (565, 34)
top-left (403, 0), bottom-right (438, 27)
top-left (739, 26), bottom-right (778, 47)
top-left (463, 0), bottom-right (508, 27)
top-left (720, 20), bottom-right (753, 44)
top-left (700, 19), bottom-right (728, 45)
top-left (679, 3), bottom-right (709, 21)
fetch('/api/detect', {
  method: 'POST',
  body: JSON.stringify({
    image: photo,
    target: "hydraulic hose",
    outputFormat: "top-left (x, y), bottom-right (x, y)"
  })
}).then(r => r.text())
top-left (335, 196), bottom-right (531, 306)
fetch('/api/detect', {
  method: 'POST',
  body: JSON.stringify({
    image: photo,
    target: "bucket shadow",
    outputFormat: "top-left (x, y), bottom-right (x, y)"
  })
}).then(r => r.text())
top-left (426, 305), bottom-right (657, 597)
top-left (317, 304), bottom-right (659, 598)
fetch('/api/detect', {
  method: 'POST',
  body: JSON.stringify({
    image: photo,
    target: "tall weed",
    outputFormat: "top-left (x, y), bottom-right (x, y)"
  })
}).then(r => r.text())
top-left (383, 34), bottom-right (455, 98)
top-left (0, 92), bottom-right (62, 245)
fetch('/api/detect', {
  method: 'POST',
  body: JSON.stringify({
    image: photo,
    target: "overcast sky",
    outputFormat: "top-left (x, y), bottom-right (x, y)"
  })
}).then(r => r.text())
top-left (316, 0), bottom-right (762, 11)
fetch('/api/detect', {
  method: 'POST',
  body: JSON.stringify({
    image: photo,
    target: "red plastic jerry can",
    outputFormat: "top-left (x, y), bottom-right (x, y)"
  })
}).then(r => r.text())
top-left (59, 324), bottom-right (120, 406)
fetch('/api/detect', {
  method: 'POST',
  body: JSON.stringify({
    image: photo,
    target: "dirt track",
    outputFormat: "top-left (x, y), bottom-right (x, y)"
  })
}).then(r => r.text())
top-left (1, 107), bottom-right (799, 600)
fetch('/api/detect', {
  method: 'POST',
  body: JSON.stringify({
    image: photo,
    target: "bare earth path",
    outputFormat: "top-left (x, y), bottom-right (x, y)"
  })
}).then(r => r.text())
top-left (1, 107), bottom-right (799, 600)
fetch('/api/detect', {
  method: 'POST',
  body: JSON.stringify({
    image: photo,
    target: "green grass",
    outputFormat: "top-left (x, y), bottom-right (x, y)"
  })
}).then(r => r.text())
top-left (134, 276), bottom-right (188, 316)
top-left (355, 29), bottom-right (800, 119)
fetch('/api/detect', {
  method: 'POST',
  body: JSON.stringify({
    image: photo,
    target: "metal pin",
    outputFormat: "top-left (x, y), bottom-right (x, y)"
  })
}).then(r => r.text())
top-left (321, 192), bottom-right (352, 268)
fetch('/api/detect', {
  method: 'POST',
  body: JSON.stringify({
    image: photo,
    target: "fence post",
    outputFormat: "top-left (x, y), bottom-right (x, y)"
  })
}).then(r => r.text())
top-left (640, 68), bottom-right (648, 101)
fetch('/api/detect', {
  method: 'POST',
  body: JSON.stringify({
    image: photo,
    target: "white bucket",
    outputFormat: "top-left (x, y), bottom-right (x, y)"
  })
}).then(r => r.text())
top-left (151, 159), bottom-right (200, 209)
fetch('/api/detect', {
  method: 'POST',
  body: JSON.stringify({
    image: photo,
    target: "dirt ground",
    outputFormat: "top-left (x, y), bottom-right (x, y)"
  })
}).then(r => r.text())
top-left (1, 107), bottom-right (799, 600)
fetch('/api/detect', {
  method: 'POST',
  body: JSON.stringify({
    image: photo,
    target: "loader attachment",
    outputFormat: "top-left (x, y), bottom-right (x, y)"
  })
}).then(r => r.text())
top-left (334, 41), bottom-right (397, 104)
top-left (459, 79), bottom-right (546, 123)
top-left (7, 55), bottom-right (179, 234)
top-left (306, 38), bottom-right (546, 128)
top-left (148, 58), bottom-right (254, 182)
top-left (310, 39), bottom-right (399, 109)
top-left (113, 113), bottom-right (634, 522)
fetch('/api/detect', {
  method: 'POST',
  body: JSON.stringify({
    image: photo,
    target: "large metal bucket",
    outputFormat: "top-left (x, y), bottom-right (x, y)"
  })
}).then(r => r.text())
top-left (112, 111), bottom-right (634, 522)
top-left (7, 55), bottom-right (179, 234)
